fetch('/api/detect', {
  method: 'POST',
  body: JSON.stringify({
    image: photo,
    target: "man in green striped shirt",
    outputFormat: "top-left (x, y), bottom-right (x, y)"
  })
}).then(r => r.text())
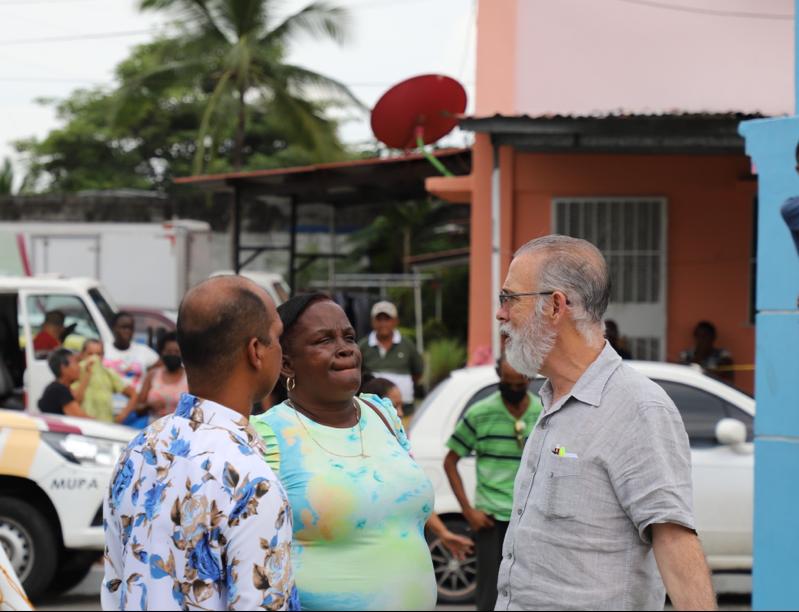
top-left (444, 355), bottom-right (543, 611)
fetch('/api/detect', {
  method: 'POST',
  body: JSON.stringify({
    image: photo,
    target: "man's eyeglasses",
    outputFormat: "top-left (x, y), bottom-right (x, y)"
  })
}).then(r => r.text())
top-left (499, 291), bottom-right (569, 307)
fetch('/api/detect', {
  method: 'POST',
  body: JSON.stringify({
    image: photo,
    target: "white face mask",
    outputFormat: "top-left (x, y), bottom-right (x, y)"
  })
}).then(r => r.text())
top-left (501, 305), bottom-right (557, 377)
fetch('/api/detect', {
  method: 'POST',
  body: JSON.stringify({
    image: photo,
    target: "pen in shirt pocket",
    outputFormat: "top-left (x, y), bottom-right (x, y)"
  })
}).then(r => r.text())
top-left (552, 445), bottom-right (579, 459)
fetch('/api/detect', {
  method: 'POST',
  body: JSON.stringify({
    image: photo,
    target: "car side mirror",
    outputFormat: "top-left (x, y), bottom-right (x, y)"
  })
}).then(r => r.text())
top-left (715, 418), bottom-right (748, 446)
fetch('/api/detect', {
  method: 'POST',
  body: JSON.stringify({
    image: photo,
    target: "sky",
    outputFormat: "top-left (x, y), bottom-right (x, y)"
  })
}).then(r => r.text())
top-left (0, 0), bottom-right (477, 186)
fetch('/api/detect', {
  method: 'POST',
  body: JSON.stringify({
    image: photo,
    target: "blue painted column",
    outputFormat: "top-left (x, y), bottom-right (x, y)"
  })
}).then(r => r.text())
top-left (739, 5), bottom-right (799, 602)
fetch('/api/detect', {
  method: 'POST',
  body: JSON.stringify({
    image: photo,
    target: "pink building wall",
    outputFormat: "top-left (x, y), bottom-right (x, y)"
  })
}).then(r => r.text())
top-left (476, 0), bottom-right (793, 117)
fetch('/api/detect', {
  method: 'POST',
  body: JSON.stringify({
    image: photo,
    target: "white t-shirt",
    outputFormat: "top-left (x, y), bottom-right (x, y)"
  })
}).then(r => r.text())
top-left (104, 342), bottom-right (160, 411)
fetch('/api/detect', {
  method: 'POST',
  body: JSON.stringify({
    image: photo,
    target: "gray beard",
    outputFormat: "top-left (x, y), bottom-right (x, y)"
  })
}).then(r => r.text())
top-left (501, 312), bottom-right (556, 377)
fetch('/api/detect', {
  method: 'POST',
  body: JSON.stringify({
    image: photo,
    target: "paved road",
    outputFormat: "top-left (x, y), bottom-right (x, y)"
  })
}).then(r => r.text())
top-left (35, 567), bottom-right (752, 611)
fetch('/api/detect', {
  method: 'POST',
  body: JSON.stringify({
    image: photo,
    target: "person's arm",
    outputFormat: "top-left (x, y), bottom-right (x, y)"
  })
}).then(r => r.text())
top-left (443, 449), bottom-right (494, 532)
top-left (134, 370), bottom-right (156, 416)
top-left (716, 351), bottom-right (735, 383)
top-left (425, 512), bottom-right (474, 561)
top-left (71, 360), bottom-right (94, 404)
top-left (223, 474), bottom-right (296, 610)
top-left (62, 400), bottom-right (89, 419)
top-left (652, 523), bottom-right (716, 611)
top-left (114, 386), bottom-right (139, 424)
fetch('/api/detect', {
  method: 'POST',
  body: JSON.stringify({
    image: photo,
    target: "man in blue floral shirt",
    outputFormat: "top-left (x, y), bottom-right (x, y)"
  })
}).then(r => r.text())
top-left (102, 276), bottom-right (298, 611)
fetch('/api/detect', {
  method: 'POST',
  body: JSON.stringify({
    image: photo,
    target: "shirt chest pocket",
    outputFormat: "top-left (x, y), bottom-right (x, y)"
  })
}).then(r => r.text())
top-left (534, 457), bottom-right (582, 519)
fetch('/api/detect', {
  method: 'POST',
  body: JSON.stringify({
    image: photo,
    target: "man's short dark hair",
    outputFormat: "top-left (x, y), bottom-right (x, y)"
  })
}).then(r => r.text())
top-left (112, 311), bottom-right (134, 328)
top-left (48, 348), bottom-right (73, 377)
top-left (695, 320), bottom-right (717, 340)
top-left (44, 310), bottom-right (65, 326)
top-left (361, 377), bottom-right (397, 399)
top-left (177, 285), bottom-right (272, 379)
top-left (157, 331), bottom-right (178, 355)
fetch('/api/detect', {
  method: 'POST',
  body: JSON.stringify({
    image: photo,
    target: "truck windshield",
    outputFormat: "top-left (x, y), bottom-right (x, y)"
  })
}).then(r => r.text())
top-left (89, 288), bottom-right (117, 328)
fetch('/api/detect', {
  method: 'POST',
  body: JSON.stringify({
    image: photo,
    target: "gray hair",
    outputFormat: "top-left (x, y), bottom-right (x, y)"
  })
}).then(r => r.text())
top-left (515, 235), bottom-right (610, 345)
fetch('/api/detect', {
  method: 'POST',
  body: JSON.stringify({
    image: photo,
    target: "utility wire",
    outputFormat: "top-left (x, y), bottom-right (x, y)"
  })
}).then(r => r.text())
top-left (614, 0), bottom-right (792, 21)
top-left (0, 29), bottom-right (153, 47)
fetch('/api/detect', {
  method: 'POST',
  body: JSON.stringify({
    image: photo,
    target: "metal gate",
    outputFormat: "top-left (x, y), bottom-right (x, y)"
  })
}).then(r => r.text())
top-left (552, 197), bottom-right (667, 360)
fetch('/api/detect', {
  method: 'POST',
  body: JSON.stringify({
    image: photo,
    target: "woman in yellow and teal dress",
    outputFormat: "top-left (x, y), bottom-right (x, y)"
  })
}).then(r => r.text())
top-left (251, 294), bottom-right (466, 611)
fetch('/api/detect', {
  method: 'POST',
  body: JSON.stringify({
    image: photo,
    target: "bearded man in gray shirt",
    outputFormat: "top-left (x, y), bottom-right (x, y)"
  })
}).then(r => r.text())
top-left (494, 235), bottom-right (716, 611)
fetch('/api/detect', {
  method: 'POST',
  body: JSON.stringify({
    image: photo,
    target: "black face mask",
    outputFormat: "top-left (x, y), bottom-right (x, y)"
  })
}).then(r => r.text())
top-left (163, 354), bottom-right (182, 372)
top-left (499, 383), bottom-right (527, 406)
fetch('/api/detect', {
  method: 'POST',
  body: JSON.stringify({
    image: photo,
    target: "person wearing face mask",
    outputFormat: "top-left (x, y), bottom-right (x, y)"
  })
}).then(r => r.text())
top-left (136, 332), bottom-right (188, 423)
top-left (443, 354), bottom-right (542, 611)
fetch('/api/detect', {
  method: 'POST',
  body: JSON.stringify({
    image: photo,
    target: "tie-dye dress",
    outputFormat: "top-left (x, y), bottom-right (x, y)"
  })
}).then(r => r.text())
top-left (251, 395), bottom-right (437, 611)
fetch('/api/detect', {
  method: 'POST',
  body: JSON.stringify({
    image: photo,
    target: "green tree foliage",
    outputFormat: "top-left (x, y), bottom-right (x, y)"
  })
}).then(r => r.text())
top-left (351, 199), bottom-right (468, 272)
top-left (16, 0), bottom-right (360, 192)
top-left (425, 338), bottom-right (467, 388)
top-left (350, 198), bottom-right (470, 342)
top-left (0, 158), bottom-right (14, 195)
top-left (134, 0), bottom-right (361, 172)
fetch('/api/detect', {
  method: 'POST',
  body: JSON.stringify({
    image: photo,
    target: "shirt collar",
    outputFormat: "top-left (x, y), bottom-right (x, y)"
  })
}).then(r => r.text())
top-left (539, 341), bottom-right (622, 411)
top-left (368, 330), bottom-right (402, 347)
top-left (174, 392), bottom-right (259, 440)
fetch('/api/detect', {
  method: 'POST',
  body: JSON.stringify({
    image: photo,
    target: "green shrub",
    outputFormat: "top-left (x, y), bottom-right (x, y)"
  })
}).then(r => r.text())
top-left (425, 339), bottom-right (467, 389)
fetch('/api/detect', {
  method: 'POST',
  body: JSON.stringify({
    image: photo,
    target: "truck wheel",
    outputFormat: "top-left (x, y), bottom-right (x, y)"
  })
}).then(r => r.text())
top-left (0, 496), bottom-right (58, 600)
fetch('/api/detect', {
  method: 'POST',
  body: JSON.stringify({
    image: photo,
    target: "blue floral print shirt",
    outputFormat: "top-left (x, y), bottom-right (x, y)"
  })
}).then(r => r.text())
top-left (102, 393), bottom-right (299, 611)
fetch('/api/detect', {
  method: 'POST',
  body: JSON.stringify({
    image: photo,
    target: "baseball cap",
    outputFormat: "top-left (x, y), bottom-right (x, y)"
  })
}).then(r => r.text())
top-left (371, 301), bottom-right (398, 319)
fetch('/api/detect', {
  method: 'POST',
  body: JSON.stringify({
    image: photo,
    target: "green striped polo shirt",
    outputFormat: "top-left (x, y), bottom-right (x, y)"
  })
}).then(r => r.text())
top-left (447, 391), bottom-right (543, 522)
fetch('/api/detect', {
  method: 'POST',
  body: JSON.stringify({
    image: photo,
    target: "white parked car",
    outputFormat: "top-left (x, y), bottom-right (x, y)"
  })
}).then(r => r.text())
top-left (0, 409), bottom-right (135, 600)
top-left (410, 362), bottom-right (754, 603)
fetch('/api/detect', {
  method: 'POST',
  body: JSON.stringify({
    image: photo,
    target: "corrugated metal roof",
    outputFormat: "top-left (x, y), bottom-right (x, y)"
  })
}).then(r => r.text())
top-left (458, 113), bottom-right (759, 153)
top-left (173, 147), bottom-right (469, 185)
top-left (462, 111), bottom-right (767, 122)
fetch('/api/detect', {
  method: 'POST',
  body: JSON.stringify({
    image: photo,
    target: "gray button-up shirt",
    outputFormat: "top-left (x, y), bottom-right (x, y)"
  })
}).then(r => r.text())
top-left (495, 343), bottom-right (695, 611)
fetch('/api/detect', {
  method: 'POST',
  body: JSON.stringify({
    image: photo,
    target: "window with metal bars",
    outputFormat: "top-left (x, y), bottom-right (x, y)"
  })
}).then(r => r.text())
top-left (553, 197), bottom-right (667, 361)
top-left (554, 198), bottom-right (665, 304)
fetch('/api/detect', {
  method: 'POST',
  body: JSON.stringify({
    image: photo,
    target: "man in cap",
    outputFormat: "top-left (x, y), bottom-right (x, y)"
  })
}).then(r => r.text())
top-left (358, 301), bottom-right (424, 417)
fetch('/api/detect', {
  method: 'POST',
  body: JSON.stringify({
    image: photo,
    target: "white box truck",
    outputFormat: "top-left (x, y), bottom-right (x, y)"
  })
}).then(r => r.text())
top-left (0, 221), bottom-right (212, 310)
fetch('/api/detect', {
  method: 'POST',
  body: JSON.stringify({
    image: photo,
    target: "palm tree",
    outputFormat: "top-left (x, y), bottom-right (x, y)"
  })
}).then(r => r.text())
top-left (133, 0), bottom-right (362, 172)
top-left (0, 158), bottom-right (13, 195)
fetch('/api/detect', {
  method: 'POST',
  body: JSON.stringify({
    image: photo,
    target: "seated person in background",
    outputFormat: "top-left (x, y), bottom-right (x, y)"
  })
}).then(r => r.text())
top-left (73, 339), bottom-right (138, 424)
top-left (680, 320), bottom-right (734, 384)
top-left (33, 310), bottom-right (65, 355)
top-left (136, 332), bottom-right (188, 423)
top-left (38, 348), bottom-right (90, 417)
top-left (605, 319), bottom-right (632, 360)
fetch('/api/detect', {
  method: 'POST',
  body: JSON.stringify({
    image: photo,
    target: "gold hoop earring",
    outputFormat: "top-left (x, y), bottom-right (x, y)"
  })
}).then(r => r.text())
top-left (287, 377), bottom-right (296, 391)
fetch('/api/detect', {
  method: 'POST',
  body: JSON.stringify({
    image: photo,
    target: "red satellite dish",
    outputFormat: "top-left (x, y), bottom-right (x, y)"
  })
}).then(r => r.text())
top-left (371, 74), bottom-right (467, 150)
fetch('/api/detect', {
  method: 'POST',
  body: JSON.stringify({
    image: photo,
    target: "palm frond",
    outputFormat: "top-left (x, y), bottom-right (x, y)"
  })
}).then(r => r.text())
top-left (279, 63), bottom-right (365, 110)
top-left (263, 1), bottom-right (350, 47)
top-left (192, 69), bottom-right (234, 174)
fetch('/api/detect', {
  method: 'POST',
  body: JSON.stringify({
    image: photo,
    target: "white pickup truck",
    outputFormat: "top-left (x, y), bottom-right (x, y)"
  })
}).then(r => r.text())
top-left (0, 275), bottom-right (136, 599)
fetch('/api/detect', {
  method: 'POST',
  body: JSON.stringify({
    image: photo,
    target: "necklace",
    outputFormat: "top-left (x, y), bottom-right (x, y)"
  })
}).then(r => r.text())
top-left (504, 405), bottom-right (529, 449)
top-left (287, 399), bottom-right (368, 459)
